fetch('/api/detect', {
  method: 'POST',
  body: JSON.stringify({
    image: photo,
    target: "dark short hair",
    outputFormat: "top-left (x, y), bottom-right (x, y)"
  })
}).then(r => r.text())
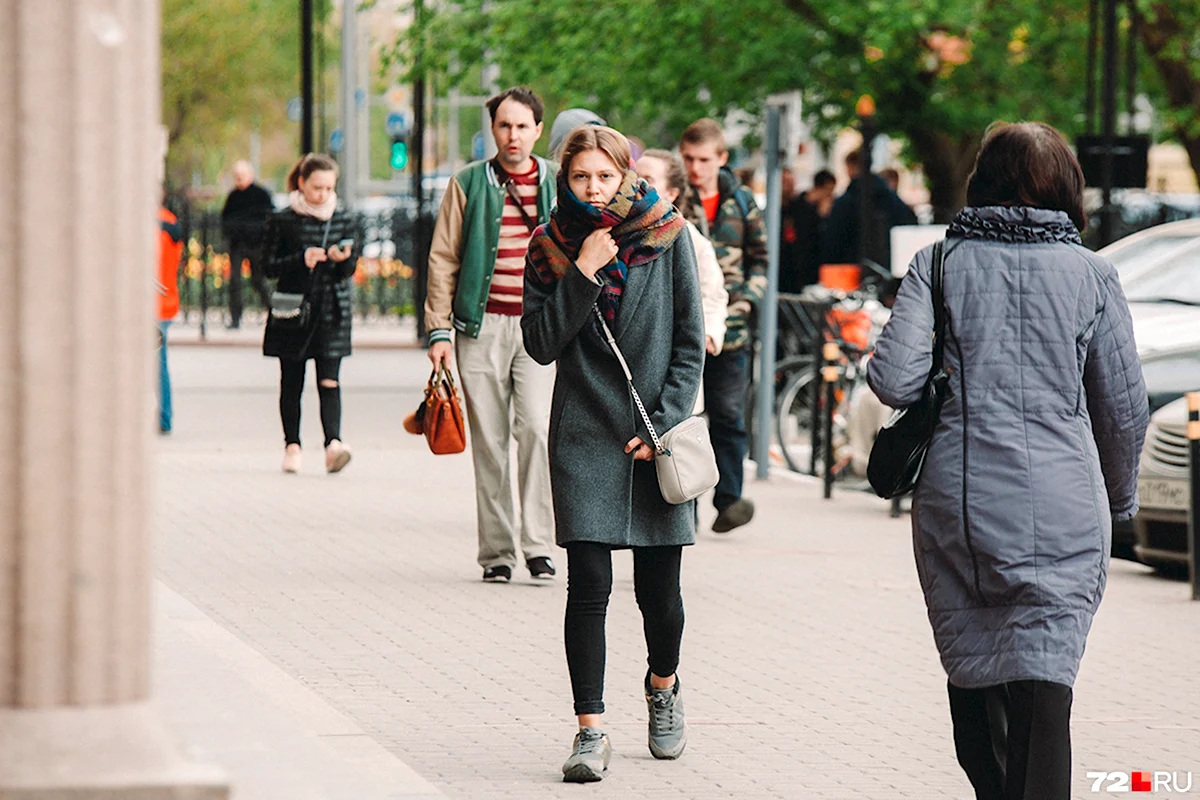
top-left (813, 169), bottom-right (836, 188)
top-left (966, 122), bottom-right (1087, 231)
top-left (486, 87), bottom-right (544, 125)
top-left (844, 150), bottom-right (862, 170)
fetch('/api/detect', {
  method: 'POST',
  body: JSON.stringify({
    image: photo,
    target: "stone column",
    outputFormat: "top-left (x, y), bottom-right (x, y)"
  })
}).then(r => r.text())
top-left (0, 2), bottom-right (226, 796)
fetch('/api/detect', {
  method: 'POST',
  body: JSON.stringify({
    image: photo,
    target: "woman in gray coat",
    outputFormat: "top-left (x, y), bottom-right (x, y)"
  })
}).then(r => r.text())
top-left (868, 122), bottom-right (1148, 800)
top-left (522, 126), bottom-right (704, 783)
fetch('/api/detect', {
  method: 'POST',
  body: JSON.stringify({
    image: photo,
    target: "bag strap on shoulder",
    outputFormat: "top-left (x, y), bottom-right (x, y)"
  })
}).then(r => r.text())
top-left (930, 239), bottom-right (946, 377)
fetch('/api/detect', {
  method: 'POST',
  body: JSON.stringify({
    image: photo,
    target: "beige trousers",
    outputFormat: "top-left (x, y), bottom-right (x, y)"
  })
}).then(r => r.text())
top-left (455, 313), bottom-right (556, 569)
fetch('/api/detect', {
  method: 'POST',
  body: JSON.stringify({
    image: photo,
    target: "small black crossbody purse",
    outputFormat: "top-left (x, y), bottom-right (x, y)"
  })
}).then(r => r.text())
top-left (867, 239), bottom-right (950, 499)
top-left (269, 216), bottom-right (333, 332)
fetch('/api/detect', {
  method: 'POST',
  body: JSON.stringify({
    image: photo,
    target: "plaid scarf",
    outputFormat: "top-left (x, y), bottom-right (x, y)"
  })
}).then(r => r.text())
top-left (527, 169), bottom-right (686, 323)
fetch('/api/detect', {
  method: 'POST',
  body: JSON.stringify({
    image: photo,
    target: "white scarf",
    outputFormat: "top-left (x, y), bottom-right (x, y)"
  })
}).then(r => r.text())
top-left (289, 189), bottom-right (338, 221)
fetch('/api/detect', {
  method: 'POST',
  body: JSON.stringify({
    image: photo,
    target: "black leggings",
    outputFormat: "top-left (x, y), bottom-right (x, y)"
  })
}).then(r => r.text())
top-left (279, 357), bottom-right (342, 447)
top-left (948, 679), bottom-right (1073, 800)
top-left (564, 542), bottom-right (684, 716)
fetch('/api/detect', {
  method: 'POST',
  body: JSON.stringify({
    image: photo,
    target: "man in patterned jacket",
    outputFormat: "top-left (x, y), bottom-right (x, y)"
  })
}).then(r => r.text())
top-left (681, 118), bottom-right (768, 534)
top-left (426, 87), bottom-right (558, 583)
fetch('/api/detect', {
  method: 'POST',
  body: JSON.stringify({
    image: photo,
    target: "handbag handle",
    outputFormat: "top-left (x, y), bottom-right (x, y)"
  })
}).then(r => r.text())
top-left (593, 306), bottom-right (668, 455)
top-left (427, 362), bottom-right (453, 388)
top-left (929, 239), bottom-right (947, 379)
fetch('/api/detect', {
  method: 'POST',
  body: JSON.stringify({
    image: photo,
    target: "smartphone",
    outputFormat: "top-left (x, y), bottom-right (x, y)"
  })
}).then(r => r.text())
top-left (337, 238), bottom-right (355, 250)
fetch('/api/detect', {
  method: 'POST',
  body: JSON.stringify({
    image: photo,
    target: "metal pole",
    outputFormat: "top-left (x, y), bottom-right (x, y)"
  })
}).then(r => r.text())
top-left (1125, 0), bottom-right (1137, 134)
top-left (1086, 0), bottom-right (1099, 134)
top-left (857, 108), bottom-right (877, 269)
top-left (199, 213), bottom-right (210, 341)
top-left (339, 0), bottom-right (357, 207)
top-left (822, 342), bottom-right (839, 499)
top-left (1099, 0), bottom-right (1118, 246)
top-left (448, 86), bottom-right (462, 171)
top-left (481, 62), bottom-right (499, 159)
top-left (809, 312), bottom-right (823, 476)
top-left (1188, 392), bottom-right (1200, 600)
top-left (756, 105), bottom-right (784, 480)
top-left (316, 0), bottom-right (326, 150)
top-left (413, 0), bottom-right (428, 339)
top-left (301, 0), bottom-right (314, 154)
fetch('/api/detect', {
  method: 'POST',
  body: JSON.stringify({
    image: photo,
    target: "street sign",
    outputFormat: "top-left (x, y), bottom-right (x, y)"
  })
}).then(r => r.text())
top-left (330, 128), bottom-right (344, 154)
top-left (471, 131), bottom-right (485, 161)
top-left (287, 96), bottom-right (302, 123)
top-left (386, 112), bottom-right (410, 138)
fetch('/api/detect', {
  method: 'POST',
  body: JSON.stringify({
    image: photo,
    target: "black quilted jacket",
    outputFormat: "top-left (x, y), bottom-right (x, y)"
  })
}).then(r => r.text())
top-left (261, 208), bottom-right (359, 360)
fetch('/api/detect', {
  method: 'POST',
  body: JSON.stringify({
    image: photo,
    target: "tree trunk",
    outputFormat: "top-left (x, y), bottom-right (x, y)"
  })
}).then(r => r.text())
top-left (905, 128), bottom-right (982, 223)
top-left (1140, 4), bottom-right (1200, 190)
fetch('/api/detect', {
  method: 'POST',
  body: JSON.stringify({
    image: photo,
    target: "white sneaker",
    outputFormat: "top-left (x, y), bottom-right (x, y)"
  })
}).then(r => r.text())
top-left (282, 446), bottom-right (302, 474)
top-left (325, 440), bottom-right (352, 473)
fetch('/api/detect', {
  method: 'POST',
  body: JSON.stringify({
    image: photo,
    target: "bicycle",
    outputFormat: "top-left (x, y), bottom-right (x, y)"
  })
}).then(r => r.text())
top-left (773, 288), bottom-right (886, 478)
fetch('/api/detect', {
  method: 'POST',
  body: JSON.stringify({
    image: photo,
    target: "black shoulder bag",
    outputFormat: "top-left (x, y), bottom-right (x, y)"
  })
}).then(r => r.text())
top-left (269, 216), bottom-right (333, 332)
top-left (867, 239), bottom-right (949, 499)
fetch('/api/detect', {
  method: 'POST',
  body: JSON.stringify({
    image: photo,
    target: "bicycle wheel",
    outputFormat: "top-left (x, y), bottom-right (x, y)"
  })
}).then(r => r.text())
top-left (744, 354), bottom-right (813, 464)
top-left (774, 364), bottom-right (819, 474)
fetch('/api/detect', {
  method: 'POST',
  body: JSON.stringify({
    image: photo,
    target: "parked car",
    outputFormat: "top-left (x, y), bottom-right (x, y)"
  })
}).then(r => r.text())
top-left (1132, 397), bottom-right (1190, 569)
top-left (1099, 219), bottom-right (1200, 560)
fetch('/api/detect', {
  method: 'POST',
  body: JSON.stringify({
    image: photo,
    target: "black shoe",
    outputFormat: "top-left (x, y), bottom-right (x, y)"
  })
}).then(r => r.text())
top-left (527, 556), bottom-right (556, 580)
top-left (225, 322), bottom-right (241, 330)
top-left (712, 498), bottom-right (755, 534)
top-left (482, 565), bottom-right (512, 583)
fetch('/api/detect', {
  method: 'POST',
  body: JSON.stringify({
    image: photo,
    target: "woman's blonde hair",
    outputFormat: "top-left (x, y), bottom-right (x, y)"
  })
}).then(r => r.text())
top-left (560, 125), bottom-right (631, 176)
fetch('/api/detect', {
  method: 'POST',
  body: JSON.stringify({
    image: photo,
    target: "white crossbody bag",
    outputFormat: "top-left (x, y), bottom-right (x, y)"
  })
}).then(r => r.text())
top-left (594, 306), bottom-right (719, 505)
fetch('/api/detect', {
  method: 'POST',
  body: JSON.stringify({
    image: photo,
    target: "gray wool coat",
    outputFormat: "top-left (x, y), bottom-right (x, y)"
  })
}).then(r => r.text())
top-left (522, 232), bottom-right (705, 548)
top-left (867, 206), bottom-right (1149, 689)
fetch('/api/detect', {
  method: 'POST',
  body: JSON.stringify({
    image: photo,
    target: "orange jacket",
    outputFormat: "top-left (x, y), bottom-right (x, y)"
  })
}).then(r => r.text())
top-left (158, 208), bottom-right (183, 321)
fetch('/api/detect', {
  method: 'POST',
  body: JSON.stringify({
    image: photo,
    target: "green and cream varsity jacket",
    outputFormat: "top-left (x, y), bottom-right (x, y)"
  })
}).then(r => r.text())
top-left (425, 156), bottom-right (558, 342)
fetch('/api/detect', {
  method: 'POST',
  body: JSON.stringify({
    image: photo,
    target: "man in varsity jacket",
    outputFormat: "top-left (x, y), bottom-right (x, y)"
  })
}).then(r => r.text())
top-left (425, 87), bottom-right (559, 584)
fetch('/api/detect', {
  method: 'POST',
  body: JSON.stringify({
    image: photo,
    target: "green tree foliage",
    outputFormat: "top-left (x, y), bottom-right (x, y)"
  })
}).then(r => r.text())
top-left (391, 0), bottom-right (1102, 219)
top-left (1138, 1), bottom-right (1200, 183)
top-left (162, 0), bottom-right (311, 189)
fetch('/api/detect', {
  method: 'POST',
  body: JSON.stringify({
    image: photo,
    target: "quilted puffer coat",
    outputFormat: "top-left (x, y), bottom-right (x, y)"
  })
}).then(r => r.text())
top-left (262, 207), bottom-right (359, 361)
top-left (867, 206), bottom-right (1148, 689)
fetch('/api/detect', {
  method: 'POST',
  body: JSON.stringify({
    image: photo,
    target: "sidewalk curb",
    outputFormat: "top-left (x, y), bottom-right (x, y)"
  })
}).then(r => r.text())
top-left (155, 581), bottom-right (445, 800)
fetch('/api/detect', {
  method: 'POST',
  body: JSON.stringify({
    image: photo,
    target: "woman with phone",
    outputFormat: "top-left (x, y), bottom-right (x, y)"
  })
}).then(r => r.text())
top-left (263, 153), bottom-right (360, 474)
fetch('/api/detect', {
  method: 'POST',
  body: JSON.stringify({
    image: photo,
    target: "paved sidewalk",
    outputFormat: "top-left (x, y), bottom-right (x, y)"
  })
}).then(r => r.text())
top-left (154, 346), bottom-right (1200, 799)
top-left (168, 313), bottom-right (420, 349)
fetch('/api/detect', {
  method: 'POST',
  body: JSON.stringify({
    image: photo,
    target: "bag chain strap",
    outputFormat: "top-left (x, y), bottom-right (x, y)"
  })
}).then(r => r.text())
top-left (593, 306), bottom-right (666, 455)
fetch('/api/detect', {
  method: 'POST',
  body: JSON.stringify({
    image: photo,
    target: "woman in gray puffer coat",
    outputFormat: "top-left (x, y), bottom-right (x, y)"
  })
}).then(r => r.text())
top-left (868, 122), bottom-right (1148, 800)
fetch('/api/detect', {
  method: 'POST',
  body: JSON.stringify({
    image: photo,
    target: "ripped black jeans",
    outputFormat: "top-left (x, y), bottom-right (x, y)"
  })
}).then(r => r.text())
top-left (279, 357), bottom-right (342, 447)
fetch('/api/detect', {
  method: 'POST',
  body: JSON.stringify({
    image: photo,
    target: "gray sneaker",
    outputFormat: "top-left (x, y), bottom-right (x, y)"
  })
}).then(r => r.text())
top-left (646, 674), bottom-right (688, 759)
top-left (562, 727), bottom-right (611, 782)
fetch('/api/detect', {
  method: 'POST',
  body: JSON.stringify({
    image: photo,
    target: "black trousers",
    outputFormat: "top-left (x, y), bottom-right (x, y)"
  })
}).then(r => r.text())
top-left (948, 680), bottom-right (1073, 800)
top-left (564, 542), bottom-right (684, 716)
top-left (227, 241), bottom-right (270, 326)
top-left (703, 347), bottom-right (750, 511)
top-left (279, 357), bottom-right (342, 447)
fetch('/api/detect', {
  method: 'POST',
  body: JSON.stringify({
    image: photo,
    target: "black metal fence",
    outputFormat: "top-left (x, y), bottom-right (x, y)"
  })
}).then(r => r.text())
top-left (173, 201), bottom-right (429, 326)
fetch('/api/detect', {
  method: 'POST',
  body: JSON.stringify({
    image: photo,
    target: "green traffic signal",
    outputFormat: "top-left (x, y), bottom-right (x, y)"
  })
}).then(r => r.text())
top-left (390, 139), bottom-right (409, 171)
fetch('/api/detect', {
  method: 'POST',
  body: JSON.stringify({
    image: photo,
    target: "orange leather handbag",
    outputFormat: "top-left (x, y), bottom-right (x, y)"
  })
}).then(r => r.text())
top-left (406, 365), bottom-right (467, 455)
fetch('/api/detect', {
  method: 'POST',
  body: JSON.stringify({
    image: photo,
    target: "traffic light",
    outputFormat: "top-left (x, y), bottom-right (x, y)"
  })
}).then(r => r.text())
top-left (390, 136), bottom-right (409, 171)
